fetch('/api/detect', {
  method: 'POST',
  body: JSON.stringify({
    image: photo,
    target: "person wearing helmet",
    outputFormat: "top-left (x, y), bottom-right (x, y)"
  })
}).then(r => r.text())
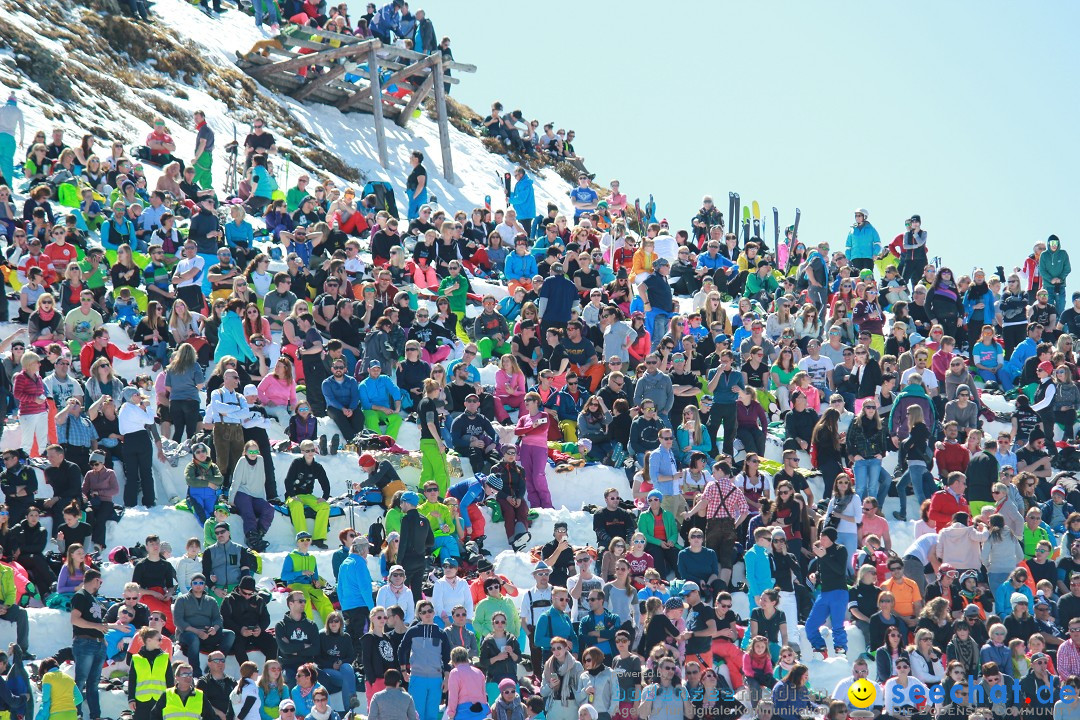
top-left (845, 208), bottom-right (881, 272)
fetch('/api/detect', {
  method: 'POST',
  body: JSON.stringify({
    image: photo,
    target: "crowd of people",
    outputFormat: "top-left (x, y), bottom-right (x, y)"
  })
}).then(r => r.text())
top-left (6, 12), bottom-right (1080, 718)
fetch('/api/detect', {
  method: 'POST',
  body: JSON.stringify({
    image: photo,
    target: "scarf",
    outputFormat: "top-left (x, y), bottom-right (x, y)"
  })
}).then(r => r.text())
top-left (544, 655), bottom-right (578, 705)
top-left (933, 284), bottom-right (958, 303)
top-left (950, 635), bottom-right (979, 674)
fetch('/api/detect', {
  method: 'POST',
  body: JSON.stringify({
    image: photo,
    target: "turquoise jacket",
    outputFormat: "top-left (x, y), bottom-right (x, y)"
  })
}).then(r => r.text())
top-left (534, 607), bottom-right (578, 653)
top-left (213, 310), bottom-right (256, 364)
top-left (745, 543), bottom-right (774, 600)
top-left (1039, 247), bottom-right (1071, 282)
top-left (359, 374), bottom-right (403, 410)
top-left (845, 222), bottom-right (881, 261)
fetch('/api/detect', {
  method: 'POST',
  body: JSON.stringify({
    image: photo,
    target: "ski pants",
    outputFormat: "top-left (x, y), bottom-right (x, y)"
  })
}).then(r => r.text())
top-left (193, 152), bottom-right (213, 190)
top-left (410, 675), bottom-right (442, 720)
top-left (123, 429), bottom-right (156, 507)
top-left (976, 366), bottom-right (1014, 391)
top-left (234, 491), bottom-right (274, 535)
top-left (0, 132), bottom-right (14, 187)
top-left (363, 409), bottom-right (402, 439)
top-left (287, 494), bottom-right (331, 540)
top-left (805, 588), bottom-right (849, 651)
top-left (518, 443), bottom-right (551, 508)
top-left (419, 438), bottom-right (449, 495)
top-left (498, 496), bottom-right (530, 541)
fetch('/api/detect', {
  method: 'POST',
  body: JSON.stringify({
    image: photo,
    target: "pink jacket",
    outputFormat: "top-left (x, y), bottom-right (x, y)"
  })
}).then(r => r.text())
top-left (257, 374), bottom-right (297, 408)
top-left (495, 369), bottom-right (525, 401)
top-left (515, 412), bottom-right (550, 447)
top-left (13, 371), bottom-right (47, 415)
top-left (447, 664), bottom-right (487, 717)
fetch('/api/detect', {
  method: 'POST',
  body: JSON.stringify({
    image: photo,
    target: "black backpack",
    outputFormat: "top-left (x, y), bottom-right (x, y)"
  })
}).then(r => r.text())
top-left (367, 516), bottom-right (385, 556)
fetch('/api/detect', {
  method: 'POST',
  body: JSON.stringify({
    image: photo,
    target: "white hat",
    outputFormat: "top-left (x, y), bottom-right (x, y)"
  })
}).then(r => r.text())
top-left (854, 208), bottom-right (869, 218)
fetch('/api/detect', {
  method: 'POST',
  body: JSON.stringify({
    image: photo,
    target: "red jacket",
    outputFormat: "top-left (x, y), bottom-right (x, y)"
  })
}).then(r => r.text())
top-left (928, 489), bottom-right (971, 531)
top-left (79, 342), bottom-right (138, 376)
top-left (934, 441), bottom-right (970, 477)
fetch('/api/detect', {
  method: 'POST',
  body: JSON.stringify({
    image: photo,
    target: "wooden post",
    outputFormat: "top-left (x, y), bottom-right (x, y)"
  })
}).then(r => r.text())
top-left (433, 55), bottom-right (453, 183)
top-left (396, 72), bottom-right (434, 128)
top-left (337, 54), bottom-right (438, 111)
top-left (367, 46), bottom-right (389, 171)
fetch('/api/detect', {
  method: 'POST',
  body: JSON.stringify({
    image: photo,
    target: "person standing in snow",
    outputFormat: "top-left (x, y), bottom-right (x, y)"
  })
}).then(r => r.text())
top-left (845, 208), bottom-right (881, 272)
top-left (0, 94), bottom-right (24, 188)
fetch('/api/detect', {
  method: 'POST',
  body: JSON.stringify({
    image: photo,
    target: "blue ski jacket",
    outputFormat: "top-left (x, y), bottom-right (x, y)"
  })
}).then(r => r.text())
top-left (503, 252), bottom-right (538, 282)
top-left (358, 374), bottom-right (403, 410)
top-left (509, 175), bottom-right (536, 221)
top-left (845, 222), bottom-right (881, 261)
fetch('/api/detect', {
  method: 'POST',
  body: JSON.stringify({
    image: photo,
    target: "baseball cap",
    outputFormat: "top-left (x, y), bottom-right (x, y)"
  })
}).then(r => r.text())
top-left (296, 531), bottom-right (312, 540)
top-left (680, 581), bottom-right (700, 596)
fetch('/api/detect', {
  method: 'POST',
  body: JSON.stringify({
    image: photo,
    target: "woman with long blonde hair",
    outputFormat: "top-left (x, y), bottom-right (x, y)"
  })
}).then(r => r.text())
top-left (699, 291), bottom-right (731, 334)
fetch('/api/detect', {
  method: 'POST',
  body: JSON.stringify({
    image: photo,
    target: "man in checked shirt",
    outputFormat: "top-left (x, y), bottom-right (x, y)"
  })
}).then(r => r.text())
top-left (688, 459), bottom-right (749, 592)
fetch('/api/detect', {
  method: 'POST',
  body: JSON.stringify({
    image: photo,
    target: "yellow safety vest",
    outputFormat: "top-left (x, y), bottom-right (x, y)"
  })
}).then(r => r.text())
top-left (162, 688), bottom-right (204, 720)
top-left (131, 652), bottom-right (169, 702)
top-left (42, 671), bottom-right (77, 715)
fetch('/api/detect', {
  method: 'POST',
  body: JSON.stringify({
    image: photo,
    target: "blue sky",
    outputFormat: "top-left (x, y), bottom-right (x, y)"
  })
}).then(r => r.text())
top-left (366, 1), bottom-right (1079, 275)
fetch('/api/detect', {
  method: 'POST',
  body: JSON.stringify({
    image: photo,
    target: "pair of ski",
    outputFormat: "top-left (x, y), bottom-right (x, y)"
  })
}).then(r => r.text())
top-left (727, 192), bottom-right (800, 257)
top-left (485, 171), bottom-right (513, 211)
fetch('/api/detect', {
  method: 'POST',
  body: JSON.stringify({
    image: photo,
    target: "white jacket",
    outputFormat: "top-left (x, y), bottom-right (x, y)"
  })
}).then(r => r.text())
top-left (432, 575), bottom-right (474, 622)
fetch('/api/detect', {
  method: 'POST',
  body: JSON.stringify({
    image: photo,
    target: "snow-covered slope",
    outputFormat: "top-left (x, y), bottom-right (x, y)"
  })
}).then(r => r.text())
top-left (0, 0), bottom-right (575, 220)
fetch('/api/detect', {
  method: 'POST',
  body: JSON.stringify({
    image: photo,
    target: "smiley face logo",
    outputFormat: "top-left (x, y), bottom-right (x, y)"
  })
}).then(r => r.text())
top-left (848, 678), bottom-right (877, 709)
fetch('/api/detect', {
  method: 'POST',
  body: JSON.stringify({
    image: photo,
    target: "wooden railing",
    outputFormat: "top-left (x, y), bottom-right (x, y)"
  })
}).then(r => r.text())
top-left (235, 26), bottom-right (475, 180)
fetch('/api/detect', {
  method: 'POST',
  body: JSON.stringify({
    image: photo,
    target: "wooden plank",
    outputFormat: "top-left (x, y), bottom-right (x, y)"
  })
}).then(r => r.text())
top-left (249, 38), bottom-right (380, 79)
top-left (396, 71), bottom-right (435, 128)
top-left (337, 53), bottom-right (438, 111)
top-left (381, 45), bottom-right (476, 73)
top-left (368, 46), bottom-right (388, 169)
top-left (433, 56), bottom-right (453, 182)
top-left (291, 65), bottom-right (347, 102)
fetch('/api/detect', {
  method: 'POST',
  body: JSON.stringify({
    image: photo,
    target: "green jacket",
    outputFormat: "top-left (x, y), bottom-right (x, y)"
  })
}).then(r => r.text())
top-left (474, 594), bottom-right (521, 641)
top-left (386, 507), bottom-right (403, 535)
top-left (185, 460), bottom-right (223, 489)
top-left (637, 510), bottom-right (683, 550)
top-left (744, 271), bottom-right (780, 299)
top-left (286, 187), bottom-right (309, 214)
top-left (438, 274), bottom-right (470, 315)
top-left (0, 563), bottom-right (16, 606)
top-left (1039, 247), bottom-right (1071, 282)
top-left (418, 500), bottom-right (454, 539)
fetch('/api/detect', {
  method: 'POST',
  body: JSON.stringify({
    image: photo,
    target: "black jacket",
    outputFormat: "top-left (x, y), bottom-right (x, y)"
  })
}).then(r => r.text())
top-left (592, 506), bottom-right (637, 548)
top-left (397, 509), bottom-right (434, 572)
top-left (816, 543), bottom-right (848, 592)
top-left (8, 520), bottom-right (47, 556)
top-left (221, 590), bottom-right (271, 633)
top-left (283, 458), bottom-right (330, 499)
top-left (0, 466), bottom-right (37, 503)
top-left (966, 450), bottom-right (1000, 504)
top-left (492, 461), bottom-right (527, 502)
top-left (784, 408), bottom-right (818, 446)
top-left (275, 613), bottom-right (320, 666)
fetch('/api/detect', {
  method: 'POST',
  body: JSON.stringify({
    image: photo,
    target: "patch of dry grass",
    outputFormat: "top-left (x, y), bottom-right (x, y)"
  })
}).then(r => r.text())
top-left (303, 147), bottom-right (365, 184)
